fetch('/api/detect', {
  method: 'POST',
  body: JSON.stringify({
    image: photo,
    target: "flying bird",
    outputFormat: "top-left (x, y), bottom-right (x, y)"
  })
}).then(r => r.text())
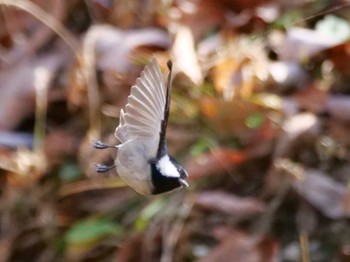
top-left (93, 58), bottom-right (189, 195)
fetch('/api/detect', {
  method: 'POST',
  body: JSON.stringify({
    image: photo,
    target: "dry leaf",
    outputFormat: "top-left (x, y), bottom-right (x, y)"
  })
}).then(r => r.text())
top-left (198, 230), bottom-right (279, 262)
top-left (170, 0), bottom-right (224, 40)
top-left (172, 24), bottom-right (203, 85)
top-left (326, 95), bottom-right (350, 122)
top-left (185, 148), bottom-right (247, 180)
top-left (0, 131), bottom-right (33, 149)
top-left (115, 233), bottom-right (143, 262)
top-left (274, 113), bottom-right (320, 158)
top-left (0, 0), bottom-right (68, 66)
top-left (293, 83), bottom-right (328, 113)
top-left (325, 42), bottom-right (350, 75)
top-left (90, 25), bottom-right (170, 73)
top-left (212, 57), bottom-right (248, 99)
top-left (43, 130), bottom-right (79, 169)
top-left (195, 190), bottom-right (265, 217)
top-left (273, 27), bottom-right (340, 61)
top-left (200, 98), bottom-right (257, 137)
top-left (268, 61), bottom-right (307, 87)
top-left (0, 44), bottom-right (70, 130)
top-left (292, 169), bottom-right (350, 219)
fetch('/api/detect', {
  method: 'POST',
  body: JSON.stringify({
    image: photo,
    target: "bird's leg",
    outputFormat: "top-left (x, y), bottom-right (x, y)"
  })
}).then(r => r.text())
top-left (93, 141), bottom-right (118, 150)
top-left (93, 141), bottom-right (118, 173)
top-left (96, 163), bottom-right (116, 173)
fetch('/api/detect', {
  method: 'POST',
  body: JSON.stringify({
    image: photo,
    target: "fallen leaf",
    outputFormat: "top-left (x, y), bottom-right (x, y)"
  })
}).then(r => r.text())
top-left (274, 113), bottom-right (320, 158)
top-left (0, 131), bottom-right (33, 149)
top-left (200, 98), bottom-right (268, 139)
top-left (7, 228), bottom-right (49, 262)
top-left (325, 42), bottom-right (350, 75)
top-left (292, 169), bottom-right (350, 219)
top-left (293, 83), bottom-right (328, 113)
top-left (269, 61), bottom-right (307, 88)
top-left (89, 25), bottom-right (170, 73)
top-left (274, 27), bottom-right (341, 61)
top-left (172, 24), bottom-right (203, 86)
top-left (195, 190), bottom-right (265, 217)
top-left (0, 44), bottom-right (70, 130)
top-left (0, 0), bottom-right (69, 66)
top-left (326, 95), bottom-right (350, 122)
top-left (115, 233), bottom-right (143, 262)
top-left (209, 38), bottom-right (269, 100)
top-left (185, 148), bottom-right (247, 180)
top-left (198, 230), bottom-right (279, 262)
top-left (43, 130), bottom-right (79, 169)
top-left (170, 0), bottom-right (224, 40)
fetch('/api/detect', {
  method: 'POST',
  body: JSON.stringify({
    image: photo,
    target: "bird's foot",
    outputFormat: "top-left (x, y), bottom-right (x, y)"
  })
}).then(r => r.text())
top-left (96, 164), bottom-right (116, 173)
top-left (93, 141), bottom-right (117, 150)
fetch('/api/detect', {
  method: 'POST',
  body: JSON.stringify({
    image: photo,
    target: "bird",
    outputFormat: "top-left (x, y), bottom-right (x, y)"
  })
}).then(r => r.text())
top-left (93, 57), bottom-right (189, 195)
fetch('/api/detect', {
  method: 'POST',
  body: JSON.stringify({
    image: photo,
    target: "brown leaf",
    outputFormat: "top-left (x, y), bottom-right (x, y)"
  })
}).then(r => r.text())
top-left (195, 191), bottom-right (265, 217)
top-left (0, 45), bottom-right (70, 130)
top-left (325, 42), bottom-right (350, 75)
top-left (200, 98), bottom-right (268, 139)
top-left (171, 0), bottom-right (224, 40)
top-left (209, 38), bottom-right (269, 100)
top-left (338, 244), bottom-right (350, 261)
top-left (274, 113), bottom-right (320, 158)
top-left (293, 83), bottom-right (328, 113)
top-left (57, 187), bottom-right (134, 225)
top-left (326, 95), bottom-right (350, 122)
top-left (212, 58), bottom-right (245, 99)
top-left (89, 25), bottom-right (170, 73)
top-left (43, 130), bottom-right (79, 169)
top-left (292, 169), bottom-right (350, 219)
top-left (185, 148), bottom-right (247, 180)
top-left (172, 25), bottom-right (203, 86)
top-left (327, 120), bottom-right (350, 148)
top-left (68, 25), bottom-right (170, 108)
top-left (115, 233), bottom-right (143, 262)
top-left (198, 230), bottom-right (279, 262)
top-left (209, 0), bottom-right (269, 11)
top-left (1, 0), bottom-right (68, 66)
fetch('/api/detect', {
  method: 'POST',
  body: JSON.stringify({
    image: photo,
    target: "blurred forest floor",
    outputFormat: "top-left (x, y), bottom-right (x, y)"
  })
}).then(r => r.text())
top-left (1, 0), bottom-right (350, 261)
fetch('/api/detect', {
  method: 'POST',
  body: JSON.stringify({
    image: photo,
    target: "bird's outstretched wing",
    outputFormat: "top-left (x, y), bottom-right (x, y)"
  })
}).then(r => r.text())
top-left (115, 57), bottom-right (169, 157)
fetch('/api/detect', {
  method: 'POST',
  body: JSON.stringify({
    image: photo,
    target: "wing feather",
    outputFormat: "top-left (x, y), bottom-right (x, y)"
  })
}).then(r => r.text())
top-left (125, 106), bottom-right (157, 126)
top-left (140, 76), bottom-right (163, 119)
top-left (115, 57), bottom-right (167, 154)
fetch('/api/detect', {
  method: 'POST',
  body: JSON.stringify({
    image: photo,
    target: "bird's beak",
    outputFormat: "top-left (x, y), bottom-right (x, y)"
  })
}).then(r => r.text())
top-left (179, 178), bottom-right (189, 187)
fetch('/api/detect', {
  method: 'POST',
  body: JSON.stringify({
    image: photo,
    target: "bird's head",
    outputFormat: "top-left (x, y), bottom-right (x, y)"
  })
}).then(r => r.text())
top-left (150, 155), bottom-right (188, 194)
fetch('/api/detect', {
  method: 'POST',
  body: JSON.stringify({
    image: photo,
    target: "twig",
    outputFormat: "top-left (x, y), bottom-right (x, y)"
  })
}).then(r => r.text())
top-left (33, 67), bottom-right (50, 154)
top-left (81, 27), bottom-right (102, 139)
top-left (0, 0), bottom-right (80, 55)
top-left (299, 232), bottom-right (311, 262)
top-left (160, 195), bottom-right (194, 262)
top-left (253, 179), bottom-right (290, 235)
top-left (59, 177), bottom-right (127, 197)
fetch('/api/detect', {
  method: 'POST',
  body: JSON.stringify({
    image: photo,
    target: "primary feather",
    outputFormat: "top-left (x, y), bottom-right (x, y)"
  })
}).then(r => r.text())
top-left (115, 58), bottom-right (166, 154)
top-left (114, 58), bottom-right (168, 194)
top-left (116, 59), bottom-right (165, 139)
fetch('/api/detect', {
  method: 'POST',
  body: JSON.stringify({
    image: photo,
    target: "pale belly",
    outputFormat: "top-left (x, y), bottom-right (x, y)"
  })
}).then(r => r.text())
top-left (115, 140), bottom-right (154, 195)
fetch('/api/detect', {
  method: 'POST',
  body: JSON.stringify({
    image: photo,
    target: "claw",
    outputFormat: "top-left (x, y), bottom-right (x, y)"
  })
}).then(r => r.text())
top-left (96, 164), bottom-right (116, 173)
top-left (93, 141), bottom-right (116, 149)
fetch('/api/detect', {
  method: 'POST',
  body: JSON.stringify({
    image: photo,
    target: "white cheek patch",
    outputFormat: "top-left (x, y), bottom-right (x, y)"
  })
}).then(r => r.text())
top-left (156, 155), bottom-right (180, 178)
